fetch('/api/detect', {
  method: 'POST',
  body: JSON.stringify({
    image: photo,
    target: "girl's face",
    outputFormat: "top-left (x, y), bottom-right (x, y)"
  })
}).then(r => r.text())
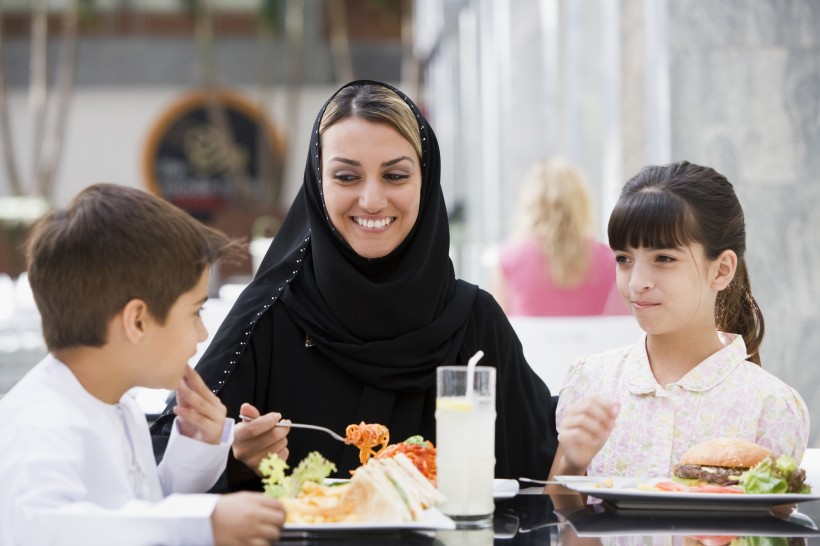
top-left (613, 243), bottom-right (722, 336)
top-left (321, 117), bottom-right (422, 259)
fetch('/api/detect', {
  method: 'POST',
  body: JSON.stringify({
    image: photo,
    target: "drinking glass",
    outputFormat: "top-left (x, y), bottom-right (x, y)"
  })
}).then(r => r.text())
top-left (435, 365), bottom-right (496, 528)
top-left (434, 528), bottom-right (494, 546)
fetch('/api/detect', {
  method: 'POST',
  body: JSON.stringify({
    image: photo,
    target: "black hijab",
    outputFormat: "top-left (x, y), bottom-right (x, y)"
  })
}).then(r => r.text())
top-left (175, 80), bottom-right (477, 403)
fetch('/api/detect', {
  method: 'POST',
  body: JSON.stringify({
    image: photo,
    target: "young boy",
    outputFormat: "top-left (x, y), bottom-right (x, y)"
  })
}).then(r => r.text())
top-left (0, 184), bottom-right (286, 545)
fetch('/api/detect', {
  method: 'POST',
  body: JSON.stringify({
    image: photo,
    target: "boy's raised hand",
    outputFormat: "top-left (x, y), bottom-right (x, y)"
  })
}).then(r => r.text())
top-left (233, 403), bottom-right (290, 476)
top-left (173, 365), bottom-right (228, 445)
top-left (211, 492), bottom-right (285, 546)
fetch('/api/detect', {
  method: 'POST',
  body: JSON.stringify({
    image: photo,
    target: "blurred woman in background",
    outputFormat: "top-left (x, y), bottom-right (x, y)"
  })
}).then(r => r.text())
top-left (494, 158), bottom-right (626, 316)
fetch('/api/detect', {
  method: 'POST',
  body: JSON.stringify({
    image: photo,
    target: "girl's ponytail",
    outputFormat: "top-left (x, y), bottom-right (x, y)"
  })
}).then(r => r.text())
top-left (715, 260), bottom-right (765, 365)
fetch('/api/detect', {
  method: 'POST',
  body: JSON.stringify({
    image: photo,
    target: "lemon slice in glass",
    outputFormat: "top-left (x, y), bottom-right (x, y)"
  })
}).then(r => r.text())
top-left (436, 397), bottom-right (474, 412)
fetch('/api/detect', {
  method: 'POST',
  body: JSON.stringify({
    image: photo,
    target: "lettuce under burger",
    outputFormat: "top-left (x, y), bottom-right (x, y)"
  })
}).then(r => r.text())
top-left (738, 455), bottom-right (811, 494)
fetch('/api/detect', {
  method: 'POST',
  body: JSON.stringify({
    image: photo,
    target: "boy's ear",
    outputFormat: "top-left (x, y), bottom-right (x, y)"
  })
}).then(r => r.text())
top-left (712, 249), bottom-right (737, 291)
top-left (121, 298), bottom-right (150, 344)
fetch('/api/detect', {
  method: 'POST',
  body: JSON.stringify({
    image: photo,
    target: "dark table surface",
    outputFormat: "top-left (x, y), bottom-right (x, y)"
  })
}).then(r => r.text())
top-left (280, 491), bottom-right (820, 545)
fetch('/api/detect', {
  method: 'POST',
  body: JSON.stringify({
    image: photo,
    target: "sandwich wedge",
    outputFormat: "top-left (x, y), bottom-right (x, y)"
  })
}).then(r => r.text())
top-left (344, 453), bottom-right (446, 522)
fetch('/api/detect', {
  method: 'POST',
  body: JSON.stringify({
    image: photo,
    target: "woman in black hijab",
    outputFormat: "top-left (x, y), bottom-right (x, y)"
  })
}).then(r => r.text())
top-left (152, 80), bottom-right (557, 490)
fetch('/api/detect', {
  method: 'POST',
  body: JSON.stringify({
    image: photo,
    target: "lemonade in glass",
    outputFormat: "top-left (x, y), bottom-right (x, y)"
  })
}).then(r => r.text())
top-left (435, 365), bottom-right (496, 527)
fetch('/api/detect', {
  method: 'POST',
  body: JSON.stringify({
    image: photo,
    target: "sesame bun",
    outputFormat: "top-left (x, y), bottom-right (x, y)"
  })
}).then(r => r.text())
top-left (680, 438), bottom-right (774, 469)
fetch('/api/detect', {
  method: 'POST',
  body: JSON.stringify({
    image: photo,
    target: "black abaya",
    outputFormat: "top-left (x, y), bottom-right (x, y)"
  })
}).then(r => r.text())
top-left (151, 80), bottom-right (557, 489)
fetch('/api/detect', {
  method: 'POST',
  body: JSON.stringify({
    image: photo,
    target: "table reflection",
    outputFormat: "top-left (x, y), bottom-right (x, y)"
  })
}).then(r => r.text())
top-left (554, 500), bottom-right (819, 545)
top-left (276, 492), bottom-right (820, 545)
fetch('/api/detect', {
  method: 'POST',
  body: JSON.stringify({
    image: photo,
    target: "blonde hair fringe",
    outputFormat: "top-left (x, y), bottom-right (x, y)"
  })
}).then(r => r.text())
top-left (514, 159), bottom-right (595, 288)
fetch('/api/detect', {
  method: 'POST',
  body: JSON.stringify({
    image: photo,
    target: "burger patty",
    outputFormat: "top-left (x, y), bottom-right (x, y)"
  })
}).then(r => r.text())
top-left (673, 464), bottom-right (745, 485)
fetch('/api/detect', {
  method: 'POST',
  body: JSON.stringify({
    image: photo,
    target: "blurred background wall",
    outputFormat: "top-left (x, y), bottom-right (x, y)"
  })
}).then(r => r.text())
top-left (417, 0), bottom-right (819, 446)
top-left (1, 0), bottom-right (818, 446)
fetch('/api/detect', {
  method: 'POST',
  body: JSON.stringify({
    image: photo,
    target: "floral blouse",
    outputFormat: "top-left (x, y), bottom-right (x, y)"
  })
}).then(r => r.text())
top-left (556, 332), bottom-right (810, 478)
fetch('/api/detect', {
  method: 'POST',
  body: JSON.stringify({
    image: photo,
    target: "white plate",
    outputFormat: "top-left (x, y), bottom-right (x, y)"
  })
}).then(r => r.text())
top-left (329, 477), bottom-right (519, 499)
top-left (282, 477), bottom-right (513, 534)
top-left (555, 475), bottom-right (820, 512)
top-left (494, 478), bottom-right (520, 499)
top-left (283, 507), bottom-right (455, 533)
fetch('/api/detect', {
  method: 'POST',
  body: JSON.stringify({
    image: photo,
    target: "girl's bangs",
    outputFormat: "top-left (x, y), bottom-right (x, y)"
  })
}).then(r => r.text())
top-left (608, 189), bottom-right (694, 250)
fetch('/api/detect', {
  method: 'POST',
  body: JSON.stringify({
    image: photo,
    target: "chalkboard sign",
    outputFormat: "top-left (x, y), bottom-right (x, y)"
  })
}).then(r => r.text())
top-left (142, 89), bottom-right (287, 221)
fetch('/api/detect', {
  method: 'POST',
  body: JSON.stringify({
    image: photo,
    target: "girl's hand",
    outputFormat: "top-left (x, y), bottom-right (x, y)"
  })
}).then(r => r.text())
top-left (557, 396), bottom-right (620, 472)
top-left (233, 403), bottom-right (290, 476)
top-left (173, 365), bottom-right (228, 445)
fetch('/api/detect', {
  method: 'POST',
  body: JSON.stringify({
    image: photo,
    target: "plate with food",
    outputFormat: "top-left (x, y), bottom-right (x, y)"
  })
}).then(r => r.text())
top-left (266, 450), bottom-right (455, 532)
top-left (259, 421), bottom-right (457, 534)
top-left (556, 438), bottom-right (818, 513)
top-left (283, 508), bottom-right (455, 533)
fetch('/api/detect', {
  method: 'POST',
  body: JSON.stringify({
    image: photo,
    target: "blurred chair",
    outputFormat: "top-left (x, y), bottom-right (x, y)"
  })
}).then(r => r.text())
top-left (509, 315), bottom-right (642, 392)
top-left (0, 273), bottom-right (48, 395)
top-left (0, 273), bottom-right (14, 322)
top-left (801, 448), bottom-right (820, 491)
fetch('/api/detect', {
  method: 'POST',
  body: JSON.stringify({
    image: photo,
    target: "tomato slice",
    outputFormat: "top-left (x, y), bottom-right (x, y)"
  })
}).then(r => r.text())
top-left (686, 535), bottom-right (738, 546)
top-left (653, 481), bottom-right (744, 494)
top-left (688, 484), bottom-right (744, 494)
top-left (654, 481), bottom-right (691, 491)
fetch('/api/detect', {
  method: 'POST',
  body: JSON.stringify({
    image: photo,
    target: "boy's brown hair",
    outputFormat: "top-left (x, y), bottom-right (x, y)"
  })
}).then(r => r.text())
top-left (26, 183), bottom-right (242, 351)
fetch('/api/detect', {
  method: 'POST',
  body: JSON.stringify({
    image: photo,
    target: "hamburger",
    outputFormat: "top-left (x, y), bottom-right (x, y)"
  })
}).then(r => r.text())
top-left (672, 437), bottom-right (811, 494)
top-left (673, 437), bottom-right (774, 486)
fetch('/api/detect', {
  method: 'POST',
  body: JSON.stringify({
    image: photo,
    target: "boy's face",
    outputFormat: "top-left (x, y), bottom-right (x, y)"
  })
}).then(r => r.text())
top-left (141, 268), bottom-right (210, 389)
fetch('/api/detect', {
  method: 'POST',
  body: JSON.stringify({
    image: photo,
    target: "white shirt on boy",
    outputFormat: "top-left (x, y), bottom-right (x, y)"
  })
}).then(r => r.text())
top-left (0, 354), bottom-right (234, 546)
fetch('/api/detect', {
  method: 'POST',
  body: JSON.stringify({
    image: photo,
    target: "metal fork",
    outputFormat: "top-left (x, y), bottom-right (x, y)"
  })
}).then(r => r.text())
top-left (239, 415), bottom-right (346, 442)
top-left (518, 477), bottom-right (566, 486)
top-left (518, 477), bottom-right (615, 488)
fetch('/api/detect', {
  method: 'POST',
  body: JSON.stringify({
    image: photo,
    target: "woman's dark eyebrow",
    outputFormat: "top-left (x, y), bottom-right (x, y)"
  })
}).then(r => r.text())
top-left (327, 157), bottom-right (360, 166)
top-left (382, 156), bottom-right (414, 167)
top-left (327, 156), bottom-right (414, 168)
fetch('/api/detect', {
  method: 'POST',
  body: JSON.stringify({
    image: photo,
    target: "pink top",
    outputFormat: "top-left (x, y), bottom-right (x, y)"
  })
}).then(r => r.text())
top-left (498, 237), bottom-right (627, 316)
top-left (556, 332), bottom-right (810, 478)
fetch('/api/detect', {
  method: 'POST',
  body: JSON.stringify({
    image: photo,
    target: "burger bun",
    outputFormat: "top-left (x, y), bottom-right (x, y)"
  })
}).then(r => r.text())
top-left (680, 438), bottom-right (774, 469)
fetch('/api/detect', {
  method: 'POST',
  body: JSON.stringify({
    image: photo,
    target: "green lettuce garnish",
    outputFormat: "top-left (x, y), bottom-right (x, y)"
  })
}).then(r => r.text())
top-left (259, 453), bottom-right (289, 498)
top-left (403, 435), bottom-right (428, 446)
top-left (738, 455), bottom-right (810, 494)
top-left (259, 451), bottom-right (337, 498)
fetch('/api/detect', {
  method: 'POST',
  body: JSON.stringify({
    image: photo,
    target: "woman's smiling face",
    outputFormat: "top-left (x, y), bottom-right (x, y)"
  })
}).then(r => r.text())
top-left (321, 117), bottom-right (422, 259)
